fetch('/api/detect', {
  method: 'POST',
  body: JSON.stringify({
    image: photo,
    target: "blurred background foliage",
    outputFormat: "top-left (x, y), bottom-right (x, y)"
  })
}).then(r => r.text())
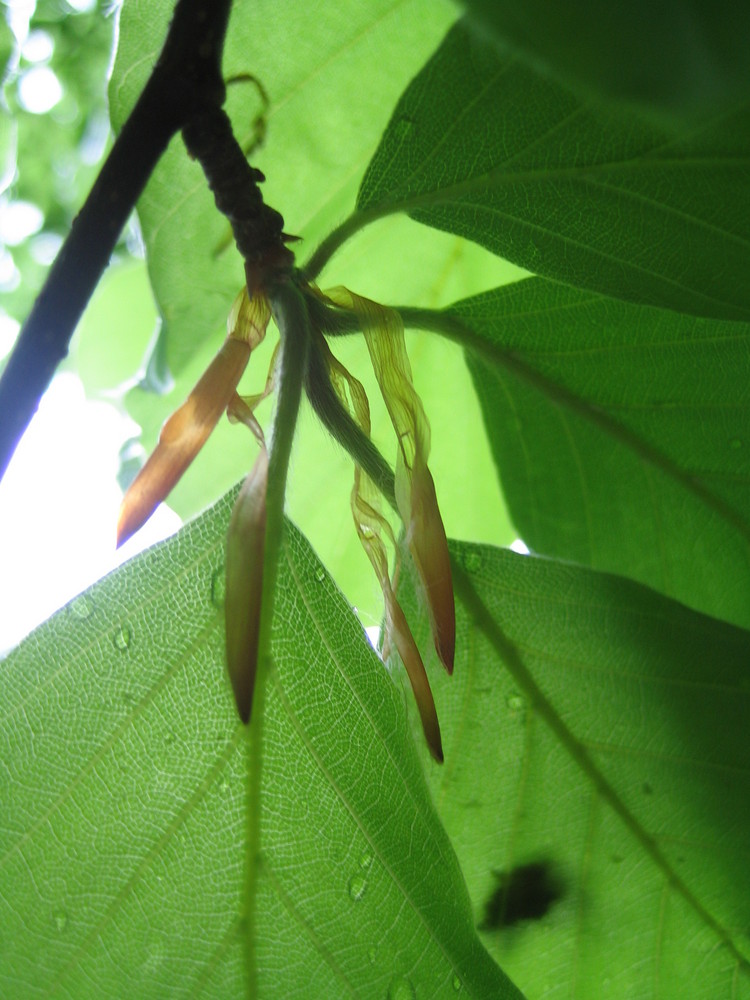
top-left (1, 0), bottom-right (125, 329)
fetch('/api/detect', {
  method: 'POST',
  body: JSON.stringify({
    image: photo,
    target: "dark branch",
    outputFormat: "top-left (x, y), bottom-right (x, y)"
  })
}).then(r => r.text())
top-left (0, 0), bottom-right (233, 483)
top-left (181, 106), bottom-right (295, 293)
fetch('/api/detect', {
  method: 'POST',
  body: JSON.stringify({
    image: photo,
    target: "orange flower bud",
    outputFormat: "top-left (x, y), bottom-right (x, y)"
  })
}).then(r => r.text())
top-left (117, 336), bottom-right (251, 547)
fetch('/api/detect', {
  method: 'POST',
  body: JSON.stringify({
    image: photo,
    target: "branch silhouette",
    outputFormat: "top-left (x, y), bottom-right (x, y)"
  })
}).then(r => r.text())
top-left (0, 0), bottom-right (238, 482)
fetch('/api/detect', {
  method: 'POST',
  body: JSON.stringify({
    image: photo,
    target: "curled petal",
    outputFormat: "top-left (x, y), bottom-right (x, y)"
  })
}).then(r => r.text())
top-left (225, 448), bottom-right (268, 723)
top-left (227, 393), bottom-right (267, 450)
top-left (117, 336), bottom-right (251, 547)
top-left (326, 285), bottom-right (455, 673)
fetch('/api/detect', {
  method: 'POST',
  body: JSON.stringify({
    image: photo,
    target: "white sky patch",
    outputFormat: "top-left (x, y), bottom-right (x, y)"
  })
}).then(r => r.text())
top-left (0, 373), bottom-right (181, 654)
top-left (0, 313), bottom-right (20, 357)
top-left (18, 65), bottom-right (62, 114)
top-left (0, 199), bottom-right (44, 245)
top-left (21, 28), bottom-right (54, 63)
top-left (365, 625), bottom-right (382, 651)
top-left (509, 538), bottom-right (530, 555)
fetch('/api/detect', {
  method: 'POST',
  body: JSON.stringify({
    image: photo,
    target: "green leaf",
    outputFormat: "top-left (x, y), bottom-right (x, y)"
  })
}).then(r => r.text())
top-left (397, 541), bottom-right (750, 998)
top-left (410, 277), bottom-right (750, 628)
top-left (458, 0), bottom-right (750, 120)
top-left (0, 490), bottom-right (520, 999)
top-left (357, 19), bottom-right (750, 320)
top-left (73, 261), bottom-right (159, 396)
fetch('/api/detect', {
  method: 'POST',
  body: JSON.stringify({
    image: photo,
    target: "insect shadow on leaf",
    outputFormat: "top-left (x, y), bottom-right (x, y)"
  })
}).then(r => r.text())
top-left (479, 860), bottom-right (564, 931)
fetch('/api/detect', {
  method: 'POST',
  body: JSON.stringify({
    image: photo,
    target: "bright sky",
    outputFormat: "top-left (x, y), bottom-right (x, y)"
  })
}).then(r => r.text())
top-left (0, 372), bottom-right (181, 654)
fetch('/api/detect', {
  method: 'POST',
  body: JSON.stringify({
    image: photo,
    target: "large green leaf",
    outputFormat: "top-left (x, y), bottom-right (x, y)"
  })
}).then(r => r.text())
top-left (357, 19), bottom-right (750, 321)
top-left (407, 276), bottom-right (750, 628)
top-left (397, 541), bottom-right (750, 998)
top-left (458, 0), bottom-right (750, 120)
top-left (0, 490), bottom-right (520, 999)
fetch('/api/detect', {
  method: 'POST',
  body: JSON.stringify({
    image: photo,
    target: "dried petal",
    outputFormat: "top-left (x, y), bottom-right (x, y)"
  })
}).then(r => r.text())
top-left (117, 336), bottom-right (251, 547)
top-left (225, 448), bottom-right (268, 723)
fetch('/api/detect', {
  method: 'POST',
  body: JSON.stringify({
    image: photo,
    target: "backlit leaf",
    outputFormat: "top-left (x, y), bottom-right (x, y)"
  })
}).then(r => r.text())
top-left (398, 541), bottom-right (750, 998)
top-left (410, 277), bottom-right (750, 627)
top-left (0, 491), bottom-right (519, 999)
top-left (358, 20), bottom-right (750, 320)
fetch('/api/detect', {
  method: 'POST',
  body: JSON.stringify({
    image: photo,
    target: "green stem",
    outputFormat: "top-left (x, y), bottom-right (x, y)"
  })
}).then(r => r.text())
top-left (302, 207), bottom-right (383, 280)
top-left (245, 277), bottom-right (309, 998)
top-left (398, 305), bottom-right (750, 546)
top-left (304, 338), bottom-right (397, 511)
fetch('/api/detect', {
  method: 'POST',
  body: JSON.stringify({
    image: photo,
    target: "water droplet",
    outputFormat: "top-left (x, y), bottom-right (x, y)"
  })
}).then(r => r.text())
top-left (368, 947), bottom-right (377, 964)
top-left (53, 908), bottom-right (68, 933)
top-left (730, 438), bottom-right (742, 450)
top-left (506, 694), bottom-right (525, 712)
top-left (387, 976), bottom-right (416, 1000)
top-left (113, 625), bottom-right (131, 651)
top-left (452, 975), bottom-right (462, 992)
top-left (348, 873), bottom-right (367, 901)
top-left (219, 780), bottom-right (230, 795)
top-left (463, 550), bottom-right (482, 573)
top-left (359, 850), bottom-right (373, 871)
top-left (211, 566), bottom-right (226, 608)
top-left (314, 567), bottom-right (326, 583)
top-left (69, 594), bottom-right (94, 619)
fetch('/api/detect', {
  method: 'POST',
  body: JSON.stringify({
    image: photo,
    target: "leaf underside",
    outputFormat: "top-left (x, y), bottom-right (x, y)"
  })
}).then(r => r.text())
top-left (443, 276), bottom-right (750, 627)
top-left (0, 491), bottom-right (519, 1000)
top-left (398, 540), bottom-right (750, 999)
top-left (358, 19), bottom-right (750, 321)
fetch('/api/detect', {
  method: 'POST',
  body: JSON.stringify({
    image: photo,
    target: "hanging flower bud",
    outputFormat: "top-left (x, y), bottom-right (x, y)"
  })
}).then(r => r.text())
top-left (116, 288), bottom-right (271, 548)
top-left (117, 336), bottom-right (251, 547)
top-left (224, 447), bottom-right (268, 723)
top-left (353, 481), bottom-right (444, 764)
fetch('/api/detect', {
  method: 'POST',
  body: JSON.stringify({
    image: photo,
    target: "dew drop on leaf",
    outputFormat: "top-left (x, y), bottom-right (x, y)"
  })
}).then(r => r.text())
top-left (359, 850), bottom-right (373, 870)
top-left (452, 975), bottom-right (462, 992)
top-left (348, 873), bottom-right (367, 901)
top-left (69, 594), bottom-right (94, 619)
top-left (53, 909), bottom-right (68, 933)
top-left (387, 976), bottom-right (416, 1000)
top-left (113, 625), bottom-right (131, 651)
top-left (314, 567), bottom-right (326, 583)
top-left (368, 947), bottom-right (377, 964)
top-left (219, 780), bottom-right (230, 795)
top-left (506, 694), bottom-right (525, 712)
top-left (210, 566), bottom-right (226, 608)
